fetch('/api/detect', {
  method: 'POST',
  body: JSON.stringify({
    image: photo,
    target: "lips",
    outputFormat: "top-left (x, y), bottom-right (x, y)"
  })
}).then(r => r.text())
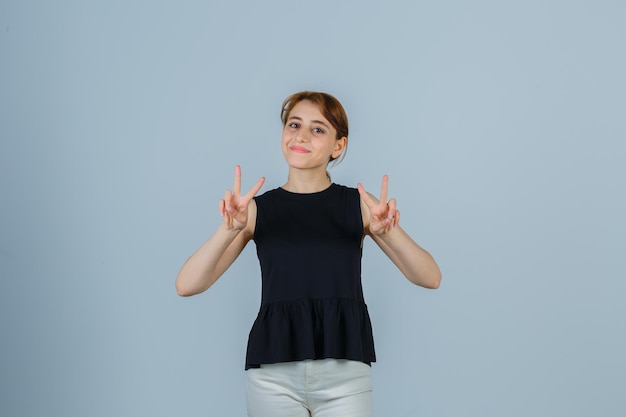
top-left (289, 145), bottom-right (310, 153)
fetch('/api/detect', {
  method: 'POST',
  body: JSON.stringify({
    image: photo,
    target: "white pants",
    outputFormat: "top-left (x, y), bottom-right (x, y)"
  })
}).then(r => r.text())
top-left (246, 359), bottom-right (373, 417)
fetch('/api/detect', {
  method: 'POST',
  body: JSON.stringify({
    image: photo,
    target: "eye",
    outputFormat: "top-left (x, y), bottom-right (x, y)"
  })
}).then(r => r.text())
top-left (313, 127), bottom-right (325, 134)
top-left (288, 122), bottom-right (299, 128)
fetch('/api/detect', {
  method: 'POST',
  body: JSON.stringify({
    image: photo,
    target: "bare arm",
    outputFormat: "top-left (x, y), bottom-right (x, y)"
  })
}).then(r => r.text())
top-left (175, 166), bottom-right (264, 296)
top-left (358, 176), bottom-right (441, 289)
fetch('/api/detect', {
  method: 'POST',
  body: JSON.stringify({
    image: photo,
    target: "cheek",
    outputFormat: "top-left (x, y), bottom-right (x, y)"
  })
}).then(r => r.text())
top-left (281, 133), bottom-right (292, 152)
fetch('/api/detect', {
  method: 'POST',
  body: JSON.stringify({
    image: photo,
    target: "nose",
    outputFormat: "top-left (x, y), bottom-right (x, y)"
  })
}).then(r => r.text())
top-left (295, 131), bottom-right (309, 143)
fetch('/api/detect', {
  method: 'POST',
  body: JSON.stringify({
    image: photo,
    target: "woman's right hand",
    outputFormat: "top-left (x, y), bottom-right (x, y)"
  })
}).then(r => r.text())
top-left (220, 165), bottom-right (265, 231)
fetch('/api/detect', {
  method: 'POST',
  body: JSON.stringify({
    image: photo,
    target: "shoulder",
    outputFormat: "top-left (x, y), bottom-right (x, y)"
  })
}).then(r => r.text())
top-left (330, 184), bottom-right (362, 211)
top-left (248, 187), bottom-right (281, 237)
top-left (330, 183), bottom-right (359, 196)
top-left (330, 183), bottom-right (369, 231)
top-left (255, 187), bottom-right (281, 198)
top-left (254, 187), bottom-right (282, 204)
top-left (242, 198), bottom-right (259, 239)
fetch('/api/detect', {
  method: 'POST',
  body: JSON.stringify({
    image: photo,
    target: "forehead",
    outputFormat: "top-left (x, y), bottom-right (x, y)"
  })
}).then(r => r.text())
top-left (288, 100), bottom-right (328, 123)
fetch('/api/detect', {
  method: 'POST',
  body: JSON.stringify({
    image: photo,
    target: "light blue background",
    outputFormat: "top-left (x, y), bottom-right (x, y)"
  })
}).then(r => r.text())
top-left (1, 1), bottom-right (624, 416)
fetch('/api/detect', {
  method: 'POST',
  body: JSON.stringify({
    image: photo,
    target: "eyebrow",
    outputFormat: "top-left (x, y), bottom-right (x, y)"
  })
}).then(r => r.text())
top-left (288, 116), bottom-right (331, 129)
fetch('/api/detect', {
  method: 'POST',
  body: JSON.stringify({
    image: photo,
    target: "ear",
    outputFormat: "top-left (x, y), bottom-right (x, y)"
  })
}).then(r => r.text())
top-left (331, 136), bottom-right (347, 160)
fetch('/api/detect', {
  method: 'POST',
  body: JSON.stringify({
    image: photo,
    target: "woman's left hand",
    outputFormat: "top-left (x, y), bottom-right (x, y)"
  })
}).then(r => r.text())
top-left (358, 175), bottom-right (400, 236)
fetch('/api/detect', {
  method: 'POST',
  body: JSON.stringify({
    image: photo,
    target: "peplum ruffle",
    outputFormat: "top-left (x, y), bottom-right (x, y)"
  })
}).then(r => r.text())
top-left (245, 297), bottom-right (376, 370)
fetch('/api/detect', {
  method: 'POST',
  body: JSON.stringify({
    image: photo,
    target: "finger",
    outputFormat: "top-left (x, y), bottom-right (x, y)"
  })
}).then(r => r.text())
top-left (233, 165), bottom-right (241, 196)
top-left (222, 204), bottom-right (232, 227)
top-left (224, 189), bottom-right (233, 210)
top-left (394, 209), bottom-right (400, 227)
top-left (243, 176), bottom-right (266, 200)
top-left (357, 183), bottom-right (375, 208)
top-left (387, 198), bottom-right (397, 220)
top-left (219, 199), bottom-right (225, 216)
top-left (379, 175), bottom-right (389, 205)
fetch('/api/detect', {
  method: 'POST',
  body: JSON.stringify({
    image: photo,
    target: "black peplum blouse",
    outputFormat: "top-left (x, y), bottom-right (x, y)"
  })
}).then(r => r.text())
top-left (245, 184), bottom-right (376, 370)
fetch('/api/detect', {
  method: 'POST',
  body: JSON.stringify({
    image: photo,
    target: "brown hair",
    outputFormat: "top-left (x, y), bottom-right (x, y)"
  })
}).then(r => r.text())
top-left (280, 91), bottom-right (349, 164)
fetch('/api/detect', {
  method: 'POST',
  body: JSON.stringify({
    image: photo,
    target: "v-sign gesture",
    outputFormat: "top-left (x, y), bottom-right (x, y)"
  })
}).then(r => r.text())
top-left (220, 165), bottom-right (265, 231)
top-left (357, 175), bottom-right (441, 288)
top-left (358, 175), bottom-right (400, 236)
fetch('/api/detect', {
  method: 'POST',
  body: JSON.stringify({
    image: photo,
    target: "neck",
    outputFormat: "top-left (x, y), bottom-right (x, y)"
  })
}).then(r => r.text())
top-left (282, 167), bottom-right (332, 193)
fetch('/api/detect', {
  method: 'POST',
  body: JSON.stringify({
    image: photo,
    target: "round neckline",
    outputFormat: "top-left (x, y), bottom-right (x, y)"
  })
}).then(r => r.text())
top-left (277, 183), bottom-right (336, 197)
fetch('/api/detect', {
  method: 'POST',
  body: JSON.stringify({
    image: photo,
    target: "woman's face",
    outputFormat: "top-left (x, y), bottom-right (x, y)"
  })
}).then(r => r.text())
top-left (281, 100), bottom-right (346, 172)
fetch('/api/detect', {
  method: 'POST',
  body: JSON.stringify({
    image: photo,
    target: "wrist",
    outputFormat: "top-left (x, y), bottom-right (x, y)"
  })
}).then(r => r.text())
top-left (376, 224), bottom-right (400, 242)
top-left (220, 222), bottom-right (245, 235)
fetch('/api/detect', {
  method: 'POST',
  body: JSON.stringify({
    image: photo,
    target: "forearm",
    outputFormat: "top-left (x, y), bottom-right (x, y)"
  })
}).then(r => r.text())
top-left (175, 224), bottom-right (246, 296)
top-left (372, 226), bottom-right (441, 289)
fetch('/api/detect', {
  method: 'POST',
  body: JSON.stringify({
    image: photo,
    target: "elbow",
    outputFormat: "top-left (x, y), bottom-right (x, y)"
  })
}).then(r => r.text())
top-left (428, 276), bottom-right (441, 289)
top-left (428, 270), bottom-right (442, 289)
top-left (413, 270), bottom-right (441, 289)
top-left (176, 286), bottom-right (192, 297)
top-left (175, 275), bottom-right (196, 297)
top-left (425, 263), bottom-right (442, 289)
top-left (176, 273), bottom-right (212, 297)
top-left (176, 282), bottom-right (191, 297)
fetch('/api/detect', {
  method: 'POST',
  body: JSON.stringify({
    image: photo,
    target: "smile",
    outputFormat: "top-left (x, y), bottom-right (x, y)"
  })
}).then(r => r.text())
top-left (289, 146), bottom-right (310, 153)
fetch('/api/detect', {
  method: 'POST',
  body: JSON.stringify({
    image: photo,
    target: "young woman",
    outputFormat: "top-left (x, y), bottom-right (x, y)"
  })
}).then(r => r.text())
top-left (176, 91), bottom-right (441, 417)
